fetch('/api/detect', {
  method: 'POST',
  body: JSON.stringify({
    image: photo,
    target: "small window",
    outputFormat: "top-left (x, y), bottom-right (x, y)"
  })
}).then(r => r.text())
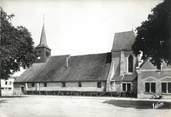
top-left (168, 83), bottom-right (171, 93)
top-left (162, 83), bottom-right (167, 93)
top-left (44, 83), bottom-right (47, 87)
top-left (5, 81), bottom-right (8, 85)
top-left (31, 83), bottom-right (35, 87)
top-left (62, 82), bottom-right (66, 87)
top-left (78, 82), bottom-right (81, 87)
top-left (122, 83), bottom-right (126, 91)
top-left (145, 82), bottom-right (156, 93)
top-left (97, 82), bottom-right (101, 88)
top-left (145, 83), bottom-right (150, 92)
top-left (8, 87), bottom-right (12, 90)
top-left (161, 82), bottom-right (171, 93)
top-left (151, 83), bottom-right (156, 93)
top-left (127, 83), bottom-right (131, 92)
top-left (122, 83), bottom-right (131, 92)
top-left (128, 55), bottom-right (133, 73)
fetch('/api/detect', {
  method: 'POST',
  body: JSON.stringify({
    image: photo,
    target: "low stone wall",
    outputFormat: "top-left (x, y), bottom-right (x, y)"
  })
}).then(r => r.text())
top-left (24, 81), bottom-right (106, 92)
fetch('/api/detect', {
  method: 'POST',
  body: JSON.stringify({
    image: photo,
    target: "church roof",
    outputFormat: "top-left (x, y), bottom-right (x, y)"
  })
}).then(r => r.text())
top-left (15, 53), bottom-right (111, 82)
top-left (37, 24), bottom-right (49, 48)
top-left (112, 31), bottom-right (136, 51)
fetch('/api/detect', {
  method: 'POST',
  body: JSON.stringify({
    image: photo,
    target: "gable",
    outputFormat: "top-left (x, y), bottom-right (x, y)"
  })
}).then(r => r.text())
top-left (140, 60), bottom-right (157, 70)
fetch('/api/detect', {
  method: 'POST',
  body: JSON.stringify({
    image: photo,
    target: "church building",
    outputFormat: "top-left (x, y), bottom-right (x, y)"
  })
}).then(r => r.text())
top-left (14, 24), bottom-right (171, 99)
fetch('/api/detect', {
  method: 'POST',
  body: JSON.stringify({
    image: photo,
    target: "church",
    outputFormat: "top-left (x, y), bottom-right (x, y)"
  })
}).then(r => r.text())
top-left (13, 24), bottom-right (171, 99)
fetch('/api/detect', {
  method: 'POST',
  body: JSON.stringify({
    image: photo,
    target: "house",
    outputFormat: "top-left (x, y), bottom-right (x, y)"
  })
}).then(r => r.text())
top-left (14, 24), bottom-right (138, 97)
top-left (0, 78), bottom-right (14, 96)
top-left (137, 59), bottom-right (171, 99)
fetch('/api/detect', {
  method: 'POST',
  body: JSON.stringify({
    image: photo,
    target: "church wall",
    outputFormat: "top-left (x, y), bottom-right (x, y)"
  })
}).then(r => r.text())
top-left (18, 81), bottom-right (106, 92)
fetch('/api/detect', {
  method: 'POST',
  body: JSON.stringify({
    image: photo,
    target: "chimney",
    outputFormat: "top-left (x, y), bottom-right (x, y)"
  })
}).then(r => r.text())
top-left (66, 55), bottom-right (70, 68)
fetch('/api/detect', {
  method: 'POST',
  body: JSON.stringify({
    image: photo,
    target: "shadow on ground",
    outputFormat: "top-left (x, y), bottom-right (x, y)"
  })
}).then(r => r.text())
top-left (0, 99), bottom-right (7, 105)
top-left (103, 100), bottom-right (171, 109)
top-left (0, 96), bottom-right (26, 98)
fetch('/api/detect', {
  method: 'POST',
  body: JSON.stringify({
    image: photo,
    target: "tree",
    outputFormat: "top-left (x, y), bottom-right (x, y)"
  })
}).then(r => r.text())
top-left (0, 8), bottom-right (36, 80)
top-left (132, 0), bottom-right (171, 68)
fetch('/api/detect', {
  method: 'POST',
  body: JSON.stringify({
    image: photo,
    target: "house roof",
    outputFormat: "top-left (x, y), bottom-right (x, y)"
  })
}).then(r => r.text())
top-left (15, 53), bottom-right (111, 82)
top-left (112, 31), bottom-right (136, 51)
top-left (140, 58), bottom-right (171, 70)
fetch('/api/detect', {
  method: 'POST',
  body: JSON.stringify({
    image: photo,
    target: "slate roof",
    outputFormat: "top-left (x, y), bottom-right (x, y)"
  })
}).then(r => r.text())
top-left (15, 53), bottom-right (111, 82)
top-left (112, 31), bottom-right (136, 51)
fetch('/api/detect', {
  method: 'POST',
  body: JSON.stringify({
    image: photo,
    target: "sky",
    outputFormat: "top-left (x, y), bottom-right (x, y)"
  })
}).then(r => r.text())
top-left (1, 0), bottom-right (162, 56)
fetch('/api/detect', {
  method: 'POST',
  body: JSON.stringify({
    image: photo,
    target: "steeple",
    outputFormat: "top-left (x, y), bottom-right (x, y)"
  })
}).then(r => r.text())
top-left (37, 24), bottom-right (49, 48)
top-left (35, 20), bottom-right (51, 63)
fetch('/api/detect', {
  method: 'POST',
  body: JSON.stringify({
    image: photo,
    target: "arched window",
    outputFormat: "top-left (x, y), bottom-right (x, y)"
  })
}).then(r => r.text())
top-left (128, 55), bottom-right (133, 73)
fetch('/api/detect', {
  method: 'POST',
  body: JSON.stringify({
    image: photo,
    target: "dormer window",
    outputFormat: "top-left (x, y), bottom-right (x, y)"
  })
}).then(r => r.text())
top-left (128, 55), bottom-right (133, 73)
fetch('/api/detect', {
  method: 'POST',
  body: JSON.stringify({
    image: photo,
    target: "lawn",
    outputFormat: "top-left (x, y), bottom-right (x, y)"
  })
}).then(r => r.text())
top-left (0, 96), bottom-right (171, 117)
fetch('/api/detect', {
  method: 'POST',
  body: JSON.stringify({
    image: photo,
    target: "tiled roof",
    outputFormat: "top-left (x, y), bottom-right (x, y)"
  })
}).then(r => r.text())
top-left (15, 53), bottom-right (111, 82)
top-left (112, 31), bottom-right (136, 51)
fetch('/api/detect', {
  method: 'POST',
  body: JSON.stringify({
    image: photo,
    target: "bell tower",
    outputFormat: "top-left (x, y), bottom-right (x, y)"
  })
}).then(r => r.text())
top-left (35, 23), bottom-right (51, 63)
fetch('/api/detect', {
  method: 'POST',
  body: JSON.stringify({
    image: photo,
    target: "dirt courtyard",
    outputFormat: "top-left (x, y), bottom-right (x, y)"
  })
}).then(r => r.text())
top-left (0, 95), bottom-right (171, 117)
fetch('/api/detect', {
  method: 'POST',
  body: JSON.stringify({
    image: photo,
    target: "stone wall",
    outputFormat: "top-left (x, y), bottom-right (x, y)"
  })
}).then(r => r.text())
top-left (14, 81), bottom-right (106, 93)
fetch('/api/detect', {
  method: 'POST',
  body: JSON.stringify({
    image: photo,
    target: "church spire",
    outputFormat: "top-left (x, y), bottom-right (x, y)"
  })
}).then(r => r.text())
top-left (35, 16), bottom-right (51, 63)
top-left (37, 23), bottom-right (49, 48)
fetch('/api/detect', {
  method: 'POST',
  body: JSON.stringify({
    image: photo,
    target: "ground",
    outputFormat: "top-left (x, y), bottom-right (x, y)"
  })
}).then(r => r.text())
top-left (0, 95), bottom-right (171, 117)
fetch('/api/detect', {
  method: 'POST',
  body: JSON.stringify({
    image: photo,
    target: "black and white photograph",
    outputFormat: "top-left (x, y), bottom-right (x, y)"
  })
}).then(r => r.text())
top-left (0, 0), bottom-right (171, 117)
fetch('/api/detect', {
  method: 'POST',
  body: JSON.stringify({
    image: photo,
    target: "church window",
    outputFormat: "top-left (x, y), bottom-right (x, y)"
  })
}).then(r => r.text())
top-left (44, 83), bottom-right (47, 87)
top-left (31, 83), bottom-right (35, 87)
top-left (128, 55), bottom-right (133, 73)
top-left (145, 82), bottom-right (156, 93)
top-left (122, 83), bottom-right (131, 92)
top-left (62, 82), bottom-right (66, 87)
top-left (97, 82), bottom-right (101, 88)
top-left (78, 82), bottom-right (82, 87)
top-left (162, 82), bottom-right (171, 93)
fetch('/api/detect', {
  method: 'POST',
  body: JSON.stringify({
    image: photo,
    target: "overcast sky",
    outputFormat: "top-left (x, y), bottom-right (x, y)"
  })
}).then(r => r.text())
top-left (2, 0), bottom-right (162, 56)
